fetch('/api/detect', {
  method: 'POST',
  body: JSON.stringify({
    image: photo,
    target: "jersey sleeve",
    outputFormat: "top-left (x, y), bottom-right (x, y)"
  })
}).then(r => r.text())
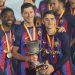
top-left (13, 25), bottom-right (22, 47)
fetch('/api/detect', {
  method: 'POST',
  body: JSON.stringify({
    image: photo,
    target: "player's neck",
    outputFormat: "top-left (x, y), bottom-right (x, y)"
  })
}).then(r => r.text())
top-left (2, 25), bottom-right (11, 32)
top-left (47, 29), bottom-right (56, 36)
top-left (24, 21), bottom-right (34, 27)
top-left (57, 8), bottom-right (65, 16)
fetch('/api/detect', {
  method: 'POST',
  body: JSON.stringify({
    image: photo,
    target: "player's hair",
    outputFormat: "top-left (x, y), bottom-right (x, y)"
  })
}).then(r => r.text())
top-left (43, 10), bottom-right (56, 18)
top-left (21, 3), bottom-right (35, 13)
top-left (1, 7), bottom-right (14, 17)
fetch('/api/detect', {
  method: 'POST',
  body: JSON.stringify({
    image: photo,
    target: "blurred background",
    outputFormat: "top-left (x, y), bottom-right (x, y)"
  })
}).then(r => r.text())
top-left (5, 0), bottom-right (41, 20)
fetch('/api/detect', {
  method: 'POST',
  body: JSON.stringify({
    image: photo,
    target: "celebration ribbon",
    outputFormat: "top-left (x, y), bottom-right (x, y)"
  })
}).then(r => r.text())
top-left (1, 26), bottom-right (12, 53)
top-left (24, 24), bottom-right (36, 41)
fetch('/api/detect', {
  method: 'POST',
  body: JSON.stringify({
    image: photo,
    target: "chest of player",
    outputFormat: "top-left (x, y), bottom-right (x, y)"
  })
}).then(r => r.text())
top-left (21, 26), bottom-right (42, 45)
top-left (1, 32), bottom-right (14, 49)
top-left (43, 36), bottom-right (63, 56)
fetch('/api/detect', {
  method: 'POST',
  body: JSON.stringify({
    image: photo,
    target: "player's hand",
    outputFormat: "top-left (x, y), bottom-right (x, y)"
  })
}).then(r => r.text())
top-left (37, 61), bottom-right (54, 75)
top-left (28, 54), bottom-right (38, 63)
top-left (57, 26), bottom-right (66, 32)
top-left (40, 64), bottom-right (54, 75)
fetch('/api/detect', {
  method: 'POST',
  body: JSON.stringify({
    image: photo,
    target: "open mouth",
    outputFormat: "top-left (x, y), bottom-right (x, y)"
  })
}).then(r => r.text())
top-left (7, 20), bottom-right (13, 24)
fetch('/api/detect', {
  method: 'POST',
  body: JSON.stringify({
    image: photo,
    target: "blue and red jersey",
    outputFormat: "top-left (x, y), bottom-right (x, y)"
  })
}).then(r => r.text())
top-left (56, 11), bottom-right (75, 40)
top-left (39, 0), bottom-right (51, 18)
top-left (13, 22), bottom-right (42, 75)
top-left (42, 32), bottom-right (72, 75)
top-left (70, 7), bottom-right (75, 39)
top-left (0, 28), bottom-right (15, 75)
top-left (70, 7), bottom-right (75, 74)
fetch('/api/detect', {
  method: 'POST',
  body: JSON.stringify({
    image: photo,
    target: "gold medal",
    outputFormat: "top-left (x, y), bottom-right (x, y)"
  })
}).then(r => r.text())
top-left (7, 52), bottom-right (12, 58)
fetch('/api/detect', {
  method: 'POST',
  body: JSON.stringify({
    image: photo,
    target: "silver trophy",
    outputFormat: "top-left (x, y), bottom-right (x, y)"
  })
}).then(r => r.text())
top-left (27, 40), bottom-right (44, 75)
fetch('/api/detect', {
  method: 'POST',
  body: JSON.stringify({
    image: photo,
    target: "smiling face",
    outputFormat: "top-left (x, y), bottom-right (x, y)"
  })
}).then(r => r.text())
top-left (2, 11), bottom-right (15, 27)
top-left (51, 0), bottom-right (59, 12)
top-left (51, 0), bottom-right (64, 13)
top-left (44, 13), bottom-right (56, 35)
top-left (22, 7), bottom-right (34, 24)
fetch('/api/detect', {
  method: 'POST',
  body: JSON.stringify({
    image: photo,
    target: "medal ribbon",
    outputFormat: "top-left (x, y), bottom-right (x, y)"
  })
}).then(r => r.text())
top-left (59, 10), bottom-right (65, 19)
top-left (1, 26), bottom-right (12, 53)
top-left (24, 24), bottom-right (36, 41)
top-left (57, 10), bottom-right (65, 27)
top-left (47, 34), bottom-right (60, 75)
top-left (47, 34), bottom-right (55, 53)
top-left (47, 34), bottom-right (59, 63)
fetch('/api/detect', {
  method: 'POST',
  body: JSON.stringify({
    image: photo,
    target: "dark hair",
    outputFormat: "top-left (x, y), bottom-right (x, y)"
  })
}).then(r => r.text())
top-left (46, 0), bottom-right (51, 3)
top-left (21, 3), bottom-right (35, 13)
top-left (1, 7), bottom-right (14, 17)
top-left (43, 10), bottom-right (56, 18)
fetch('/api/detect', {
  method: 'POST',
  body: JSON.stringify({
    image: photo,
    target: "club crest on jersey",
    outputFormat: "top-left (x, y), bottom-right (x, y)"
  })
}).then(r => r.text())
top-left (54, 41), bottom-right (59, 47)
top-left (60, 19), bottom-right (64, 24)
top-left (38, 30), bottom-right (41, 36)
